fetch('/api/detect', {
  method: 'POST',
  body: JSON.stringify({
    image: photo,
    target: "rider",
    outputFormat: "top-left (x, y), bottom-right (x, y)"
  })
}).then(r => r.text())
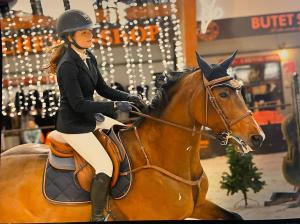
top-left (48, 9), bottom-right (146, 221)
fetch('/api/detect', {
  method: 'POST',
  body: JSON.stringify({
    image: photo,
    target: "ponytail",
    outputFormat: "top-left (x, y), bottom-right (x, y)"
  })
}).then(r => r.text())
top-left (44, 42), bottom-right (67, 74)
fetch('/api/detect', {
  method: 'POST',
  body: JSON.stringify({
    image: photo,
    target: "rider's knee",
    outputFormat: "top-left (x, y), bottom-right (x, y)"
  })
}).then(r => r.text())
top-left (94, 158), bottom-right (113, 177)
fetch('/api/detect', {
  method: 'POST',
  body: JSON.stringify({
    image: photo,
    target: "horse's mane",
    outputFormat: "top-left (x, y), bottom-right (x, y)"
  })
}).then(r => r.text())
top-left (147, 68), bottom-right (198, 117)
top-left (133, 65), bottom-right (231, 126)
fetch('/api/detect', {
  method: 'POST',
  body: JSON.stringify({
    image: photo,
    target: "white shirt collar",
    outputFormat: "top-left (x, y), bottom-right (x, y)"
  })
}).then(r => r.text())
top-left (72, 46), bottom-right (89, 61)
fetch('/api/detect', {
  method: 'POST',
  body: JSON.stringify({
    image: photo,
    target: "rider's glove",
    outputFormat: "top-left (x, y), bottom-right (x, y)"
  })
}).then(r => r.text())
top-left (127, 95), bottom-right (147, 112)
top-left (114, 101), bottom-right (132, 112)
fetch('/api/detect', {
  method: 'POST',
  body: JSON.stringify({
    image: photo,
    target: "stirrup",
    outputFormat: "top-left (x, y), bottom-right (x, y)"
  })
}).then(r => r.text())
top-left (104, 210), bottom-right (112, 221)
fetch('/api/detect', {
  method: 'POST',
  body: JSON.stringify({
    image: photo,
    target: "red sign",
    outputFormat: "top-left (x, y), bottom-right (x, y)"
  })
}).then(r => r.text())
top-left (283, 61), bottom-right (297, 75)
top-left (232, 54), bottom-right (281, 66)
top-left (2, 24), bottom-right (160, 56)
top-left (251, 13), bottom-right (300, 32)
top-left (198, 11), bottom-right (300, 41)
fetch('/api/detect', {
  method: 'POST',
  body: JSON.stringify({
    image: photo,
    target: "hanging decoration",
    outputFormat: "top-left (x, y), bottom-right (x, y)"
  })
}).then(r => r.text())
top-left (170, 0), bottom-right (184, 70)
top-left (102, 0), bottom-right (117, 88)
top-left (196, 0), bottom-right (223, 34)
top-left (116, 1), bottom-right (134, 95)
top-left (1, 0), bottom-right (186, 116)
top-left (126, 1), bottom-right (138, 95)
top-left (3, 10), bottom-right (17, 117)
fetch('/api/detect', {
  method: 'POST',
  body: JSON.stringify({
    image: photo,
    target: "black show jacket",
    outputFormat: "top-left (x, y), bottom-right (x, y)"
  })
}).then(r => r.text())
top-left (56, 47), bottom-right (129, 134)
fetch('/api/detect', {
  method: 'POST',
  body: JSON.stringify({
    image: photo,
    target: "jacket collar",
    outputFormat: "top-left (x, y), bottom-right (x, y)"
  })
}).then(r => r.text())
top-left (67, 47), bottom-right (97, 86)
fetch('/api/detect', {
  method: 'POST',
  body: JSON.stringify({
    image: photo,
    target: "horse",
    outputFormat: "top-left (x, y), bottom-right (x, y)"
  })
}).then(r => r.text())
top-left (0, 51), bottom-right (265, 222)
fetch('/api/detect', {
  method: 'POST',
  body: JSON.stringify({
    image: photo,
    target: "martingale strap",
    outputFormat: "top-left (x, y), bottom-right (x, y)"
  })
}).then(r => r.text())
top-left (120, 126), bottom-right (203, 186)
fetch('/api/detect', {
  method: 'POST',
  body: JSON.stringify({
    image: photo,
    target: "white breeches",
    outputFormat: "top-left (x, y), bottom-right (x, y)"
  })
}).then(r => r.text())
top-left (60, 116), bottom-right (123, 176)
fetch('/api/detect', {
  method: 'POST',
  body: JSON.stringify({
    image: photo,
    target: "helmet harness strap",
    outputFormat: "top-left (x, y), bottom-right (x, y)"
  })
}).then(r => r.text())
top-left (70, 35), bottom-right (88, 50)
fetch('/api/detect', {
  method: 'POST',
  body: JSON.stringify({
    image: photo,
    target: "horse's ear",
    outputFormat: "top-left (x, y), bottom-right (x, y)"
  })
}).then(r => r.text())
top-left (196, 51), bottom-right (212, 78)
top-left (219, 50), bottom-right (238, 70)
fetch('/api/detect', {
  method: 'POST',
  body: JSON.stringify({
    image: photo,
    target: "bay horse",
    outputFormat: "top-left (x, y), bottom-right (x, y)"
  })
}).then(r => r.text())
top-left (0, 51), bottom-right (265, 222)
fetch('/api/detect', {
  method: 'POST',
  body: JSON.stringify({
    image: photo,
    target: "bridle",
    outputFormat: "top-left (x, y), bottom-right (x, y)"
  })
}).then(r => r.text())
top-left (131, 73), bottom-right (253, 143)
top-left (124, 72), bottom-right (254, 187)
top-left (202, 75), bottom-right (253, 145)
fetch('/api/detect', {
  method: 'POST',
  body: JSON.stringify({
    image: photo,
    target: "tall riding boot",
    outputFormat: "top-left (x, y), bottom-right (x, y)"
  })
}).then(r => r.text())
top-left (90, 173), bottom-right (111, 222)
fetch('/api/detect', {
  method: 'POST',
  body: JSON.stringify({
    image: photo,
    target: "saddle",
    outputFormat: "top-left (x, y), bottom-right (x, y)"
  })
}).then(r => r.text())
top-left (47, 125), bottom-right (131, 194)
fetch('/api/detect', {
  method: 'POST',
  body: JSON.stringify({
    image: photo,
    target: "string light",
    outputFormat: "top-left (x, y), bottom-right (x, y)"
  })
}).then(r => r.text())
top-left (116, 2), bottom-right (134, 95)
top-left (102, 0), bottom-right (117, 87)
top-left (128, 19), bottom-right (138, 95)
top-left (1, 0), bottom-right (185, 118)
top-left (170, 0), bottom-right (184, 70)
top-left (5, 10), bottom-right (17, 117)
top-left (99, 1), bottom-right (111, 85)
top-left (144, 21), bottom-right (154, 103)
top-left (162, 9), bottom-right (173, 68)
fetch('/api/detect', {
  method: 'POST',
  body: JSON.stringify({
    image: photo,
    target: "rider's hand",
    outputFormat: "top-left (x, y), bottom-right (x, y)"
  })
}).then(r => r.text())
top-left (128, 95), bottom-right (147, 112)
top-left (114, 101), bottom-right (132, 112)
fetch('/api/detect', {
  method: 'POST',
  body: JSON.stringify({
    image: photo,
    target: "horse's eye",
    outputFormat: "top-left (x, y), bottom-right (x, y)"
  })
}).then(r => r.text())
top-left (219, 92), bottom-right (228, 98)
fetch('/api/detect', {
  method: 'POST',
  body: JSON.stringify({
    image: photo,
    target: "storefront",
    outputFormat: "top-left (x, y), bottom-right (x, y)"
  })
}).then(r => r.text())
top-left (197, 2), bottom-right (300, 156)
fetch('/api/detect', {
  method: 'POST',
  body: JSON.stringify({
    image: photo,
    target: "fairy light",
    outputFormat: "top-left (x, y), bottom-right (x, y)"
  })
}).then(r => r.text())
top-left (135, 25), bottom-right (146, 98)
top-left (162, 9), bottom-right (173, 68)
top-left (140, 1), bottom-right (156, 100)
top-left (2, 83), bottom-right (8, 116)
top-left (98, 1), bottom-right (111, 84)
top-left (2, 27), bottom-right (8, 115)
top-left (170, 0), bottom-right (184, 70)
top-left (116, 2), bottom-right (134, 96)
top-left (2, 39), bottom-right (9, 116)
top-left (5, 10), bottom-right (17, 117)
top-left (128, 19), bottom-right (138, 95)
top-left (48, 85), bottom-right (57, 117)
top-left (102, 0), bottom-right (117, 87)
top-left (15, 54), bottom-right (23, 116)
top-left (144, 20), bottom-right (154, 103)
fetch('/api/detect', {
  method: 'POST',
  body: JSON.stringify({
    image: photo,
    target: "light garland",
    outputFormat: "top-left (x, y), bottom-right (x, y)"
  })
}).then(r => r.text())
top-left (116, 2), bottom-right (134, 95)
top-left (5, 11), bottom-right (17, 117)
top-left (1, 0), bottom-right (186, 118)
top-left (102, 0), bottom-right (116, 88)
top-left (128, 19), bottom-right (138, 95)
top-left (162, 11), bottom-right (173, 68)
top-left (144, 20), bottom-right (155, 102)
top-left (170, 0), bottom-right (184, 70)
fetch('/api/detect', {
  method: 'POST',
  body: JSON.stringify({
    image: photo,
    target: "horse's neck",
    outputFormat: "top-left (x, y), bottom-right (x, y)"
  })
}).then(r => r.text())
top-left (126, 73), bottom-right (204, 179)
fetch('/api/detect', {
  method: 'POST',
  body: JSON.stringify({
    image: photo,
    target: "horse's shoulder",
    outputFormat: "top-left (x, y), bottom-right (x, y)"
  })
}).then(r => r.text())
top-left (1, 144), bottom-right (49, 157)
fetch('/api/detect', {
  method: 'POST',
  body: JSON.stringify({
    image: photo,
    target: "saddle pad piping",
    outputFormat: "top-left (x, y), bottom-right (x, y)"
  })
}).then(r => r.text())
top-left (42, 159), bottom-right (91, 205)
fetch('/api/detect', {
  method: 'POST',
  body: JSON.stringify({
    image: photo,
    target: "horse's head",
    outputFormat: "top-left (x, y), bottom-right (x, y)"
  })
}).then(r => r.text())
top-left (190, 51), bottom-right (265, 151)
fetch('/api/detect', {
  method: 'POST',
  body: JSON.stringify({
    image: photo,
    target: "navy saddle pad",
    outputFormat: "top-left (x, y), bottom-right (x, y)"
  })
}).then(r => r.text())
top-left (43, 154), bottom-right (132, 204)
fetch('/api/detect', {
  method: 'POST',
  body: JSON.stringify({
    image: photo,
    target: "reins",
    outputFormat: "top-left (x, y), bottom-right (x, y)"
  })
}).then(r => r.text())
top-left (130, 110), bottom-right (216, 140)
top-left (124, 73), bottom-right (255, 186)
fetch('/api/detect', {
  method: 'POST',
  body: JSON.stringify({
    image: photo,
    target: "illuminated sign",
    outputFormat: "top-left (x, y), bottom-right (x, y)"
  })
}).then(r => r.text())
top-left (2, 24), bottom-right (160, 56)
top-left (198, 11), bottom-right (300, 41)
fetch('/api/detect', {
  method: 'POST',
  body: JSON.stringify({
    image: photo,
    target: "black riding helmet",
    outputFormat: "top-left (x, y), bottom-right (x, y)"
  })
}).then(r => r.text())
top-left (56, 9), bottom-right (99, 49)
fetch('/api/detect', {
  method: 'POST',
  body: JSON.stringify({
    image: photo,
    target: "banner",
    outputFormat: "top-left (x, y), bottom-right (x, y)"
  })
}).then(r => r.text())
top-left (198, 11), bottom-right (300, 41)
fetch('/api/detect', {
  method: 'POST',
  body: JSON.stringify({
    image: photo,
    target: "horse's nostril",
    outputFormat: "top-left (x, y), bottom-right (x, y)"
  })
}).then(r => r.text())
top-left (251, 135), bottom-right (263, 147)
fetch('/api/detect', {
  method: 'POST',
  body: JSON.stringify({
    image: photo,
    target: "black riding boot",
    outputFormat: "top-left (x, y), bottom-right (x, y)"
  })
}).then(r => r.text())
top-left (90, 173), bottom-right (111, 222)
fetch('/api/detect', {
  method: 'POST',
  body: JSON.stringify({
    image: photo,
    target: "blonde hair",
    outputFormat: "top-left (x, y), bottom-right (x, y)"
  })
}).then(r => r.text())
top-left (44, 41), bottom-right (67, 74)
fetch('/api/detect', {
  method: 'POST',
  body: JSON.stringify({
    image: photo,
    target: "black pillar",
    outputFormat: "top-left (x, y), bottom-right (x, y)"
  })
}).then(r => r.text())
top-left (63, 0), bottom-right (70, 10)
top-left (30, 0), bottom-right (43, 15)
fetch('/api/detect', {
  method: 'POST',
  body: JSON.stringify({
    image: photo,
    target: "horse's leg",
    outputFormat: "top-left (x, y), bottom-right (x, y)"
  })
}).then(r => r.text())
top-left (190, 199), bottom-right (243, 220)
